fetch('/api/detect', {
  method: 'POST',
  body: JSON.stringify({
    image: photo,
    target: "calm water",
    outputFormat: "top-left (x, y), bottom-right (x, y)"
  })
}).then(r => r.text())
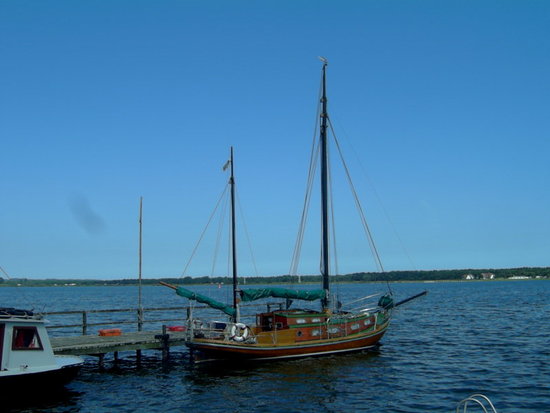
top-left (1, 280), bottom-right (548, 412)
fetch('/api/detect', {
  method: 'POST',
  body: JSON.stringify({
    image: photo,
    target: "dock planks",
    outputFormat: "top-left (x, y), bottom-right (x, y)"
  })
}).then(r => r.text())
top-left (51, 330), bottom-right (189, 356)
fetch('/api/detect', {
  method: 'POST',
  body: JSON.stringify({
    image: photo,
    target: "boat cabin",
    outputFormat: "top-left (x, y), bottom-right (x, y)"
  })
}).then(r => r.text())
top-left (0, 309), bottom-right (59, 376)
top-left (256, 309), bottom-right (327, 332)
top-left (254, 309), bottom-right (379, 342)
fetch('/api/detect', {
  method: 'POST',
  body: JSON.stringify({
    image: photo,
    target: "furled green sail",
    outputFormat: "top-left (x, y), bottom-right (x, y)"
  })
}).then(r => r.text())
top-left (240, 288), bottom-right (325, 302)
top-left (176, 286), bottom-right (236, 317)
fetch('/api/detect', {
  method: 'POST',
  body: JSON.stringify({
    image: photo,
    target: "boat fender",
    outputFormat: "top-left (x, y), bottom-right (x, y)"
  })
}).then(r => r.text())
top-left (99, 328), bottom-right (122, 336)
top-left (230, 323), bottom-right (250, 342)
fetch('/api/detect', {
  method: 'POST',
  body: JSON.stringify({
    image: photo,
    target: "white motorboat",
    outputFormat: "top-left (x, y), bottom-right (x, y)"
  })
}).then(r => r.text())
top-left (0, 307), bottom-right (83, 389)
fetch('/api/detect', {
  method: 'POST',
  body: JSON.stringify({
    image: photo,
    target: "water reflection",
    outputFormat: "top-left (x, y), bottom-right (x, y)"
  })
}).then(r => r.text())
top-left (5, 387), bottom-right (82, 413)
top-left (179, 351), bottom-right (389, 413)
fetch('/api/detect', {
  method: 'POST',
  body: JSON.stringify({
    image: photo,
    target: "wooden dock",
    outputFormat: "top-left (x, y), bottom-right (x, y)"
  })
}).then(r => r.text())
top-left (44, 303), bottom-right (272, 364)
top-left (51, 330), bottom-right (189, 356)
top-left (44, 305), bottom-right (192, 363)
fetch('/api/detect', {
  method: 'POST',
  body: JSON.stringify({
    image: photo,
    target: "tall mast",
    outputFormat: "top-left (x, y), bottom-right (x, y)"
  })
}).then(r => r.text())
top-left (319, 58), bottom-right (330, 311)
top-left (229, 147), bottom-right (239, 321)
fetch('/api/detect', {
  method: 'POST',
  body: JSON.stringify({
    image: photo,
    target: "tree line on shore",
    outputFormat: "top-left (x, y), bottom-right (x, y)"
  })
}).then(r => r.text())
top-left (1, 267), bottom-right (548, 287)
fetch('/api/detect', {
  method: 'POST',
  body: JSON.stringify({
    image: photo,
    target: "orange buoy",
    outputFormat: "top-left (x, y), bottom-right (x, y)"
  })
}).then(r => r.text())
top-left (98, 328), bottom-right (122, 336)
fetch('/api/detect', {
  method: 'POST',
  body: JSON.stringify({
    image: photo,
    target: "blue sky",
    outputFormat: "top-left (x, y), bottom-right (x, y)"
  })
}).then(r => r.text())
top-left (1, 1), bottom-right (549, 279)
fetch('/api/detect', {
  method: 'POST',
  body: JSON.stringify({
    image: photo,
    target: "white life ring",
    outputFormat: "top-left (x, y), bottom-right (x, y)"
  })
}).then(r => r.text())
top-left (230, 323), bottom-right (250, 342)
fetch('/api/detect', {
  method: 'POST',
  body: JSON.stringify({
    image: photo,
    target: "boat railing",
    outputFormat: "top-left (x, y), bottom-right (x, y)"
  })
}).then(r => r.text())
top-left (354, 306), bottom-right (380, 314)
top-left (456, 394), bottom-right (498, 413)
top-left (339, 293), bottom-right (382, 309)
top-left (190, 325), bottom-right (227, 340)
top-left (44, 306), bottom-right (190, 336)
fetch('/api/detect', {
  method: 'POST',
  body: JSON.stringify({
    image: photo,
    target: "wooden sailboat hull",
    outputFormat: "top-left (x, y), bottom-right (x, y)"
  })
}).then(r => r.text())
top-left (187, 321), bottom-right (389, 362)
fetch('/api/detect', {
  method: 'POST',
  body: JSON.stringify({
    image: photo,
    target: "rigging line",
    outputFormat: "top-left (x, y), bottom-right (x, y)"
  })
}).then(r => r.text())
top-left (0, 265), bottom-right (39, 313)
top-left (0, 265), bottom-right (11, 279)
top-left (290, 77), bottom-right (325, 276)
top-left (327, 145), bottom-right (342, 306)
top-left (290, 140), bottom-right (320, 275)
top-left (291, 138), bottom-right (318, 273)
top-left (180, 185), bottom-right (229, 278)
top-left (227, 209), bottom-right (231, 283)
top-left (340, 292), bottom-right (382, 308)
top-left (327, 147), bottom-right (339, 277)
top-left (211, 185), bottom-right (229, 276)
top-left (290, 113), bottom-right (322, 276)
top-left (328, 118), bottom-right (385, 274)
top-left (235, 188), bottom-right (259, 277)
top-left (330, 116), bottom-right (417, 271)
top-left (319, 145), bottom-right (331, 273)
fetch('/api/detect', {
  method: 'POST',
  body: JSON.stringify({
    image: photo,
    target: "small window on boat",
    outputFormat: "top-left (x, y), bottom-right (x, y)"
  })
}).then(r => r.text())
top-left (351, 323), bottom-right (360, 330)
top-left (364, 319), bottom-right (372, 326)
top-left (328, 327), bottom-right (340, 334)
top-left (12, 327), bottom-right (43, 350)
top-left (311, 318), bottom-right (321, 323)
top-left (275, 322), bottom-right (283, 329)
top-left (296, 331), bottom-right (303, 337)
top-left (311, 329), bottom-right (320, 336)
top-left (296, 319), bottom-right (306, 324)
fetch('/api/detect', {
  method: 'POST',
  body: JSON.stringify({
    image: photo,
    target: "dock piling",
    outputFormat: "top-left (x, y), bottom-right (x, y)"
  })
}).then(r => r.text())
top-left (154, 325), bottom-right (170, 362)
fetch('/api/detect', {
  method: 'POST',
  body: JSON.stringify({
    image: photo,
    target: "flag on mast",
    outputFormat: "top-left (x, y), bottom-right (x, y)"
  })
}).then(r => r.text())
top-left (222, 159), bottom-right (231, 171)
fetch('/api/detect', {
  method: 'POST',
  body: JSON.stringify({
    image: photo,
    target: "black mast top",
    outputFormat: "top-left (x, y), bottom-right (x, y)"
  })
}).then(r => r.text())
top-left (229, 147), bottom-right (239, 321)
top-left (319, 58), bottom-right (330, 311)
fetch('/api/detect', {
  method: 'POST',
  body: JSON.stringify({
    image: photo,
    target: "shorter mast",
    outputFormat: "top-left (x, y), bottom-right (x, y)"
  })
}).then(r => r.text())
top-left (138, 196), bottom-right (143, 331)
top-left (229, 147), bottom-right (239, 322)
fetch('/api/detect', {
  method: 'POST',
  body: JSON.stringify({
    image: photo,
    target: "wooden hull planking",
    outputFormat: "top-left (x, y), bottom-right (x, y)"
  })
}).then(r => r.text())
top-left (187, 319), bottom-right (390, 362)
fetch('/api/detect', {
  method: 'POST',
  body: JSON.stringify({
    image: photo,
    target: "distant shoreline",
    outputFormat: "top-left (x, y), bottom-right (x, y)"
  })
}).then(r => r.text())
top-left (1, 267), bottom-right (548, 287)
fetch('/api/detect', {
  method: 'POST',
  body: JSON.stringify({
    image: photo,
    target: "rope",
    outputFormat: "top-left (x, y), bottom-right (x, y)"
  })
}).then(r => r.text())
top-left (180, 185), bottom-right (229, 278)
top-left (327, 148), bottom-right (339, 277)
top-left (0, 265), bottom-right (11, 279)
top-left (289, 100), bottom-right (322, 276)
top-left (236, 188), bottom-right (259, 277)
top-left (329, 116), bottom-right (417, 271)
top-left (327, 147), bottom-right (342, 307)
top-left (211, 185), bottom-right (229, 276)
top-left (328, 118), bottom-right (386, 274)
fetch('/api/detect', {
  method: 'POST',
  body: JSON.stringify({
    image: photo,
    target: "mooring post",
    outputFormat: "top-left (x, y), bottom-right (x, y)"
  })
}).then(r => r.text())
top-left (137, 307), bottom-right (143, 332)
top-left (162, 324), bottom-right (169, 361)
top-left (82, 311), bottom-right (88, 335)
top-left (155, 324), bottom-right (170, 362)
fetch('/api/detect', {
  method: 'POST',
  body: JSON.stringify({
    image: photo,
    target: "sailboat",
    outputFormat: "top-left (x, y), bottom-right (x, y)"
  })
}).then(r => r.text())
top-left (162, 59), bottom-right (397, 362)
